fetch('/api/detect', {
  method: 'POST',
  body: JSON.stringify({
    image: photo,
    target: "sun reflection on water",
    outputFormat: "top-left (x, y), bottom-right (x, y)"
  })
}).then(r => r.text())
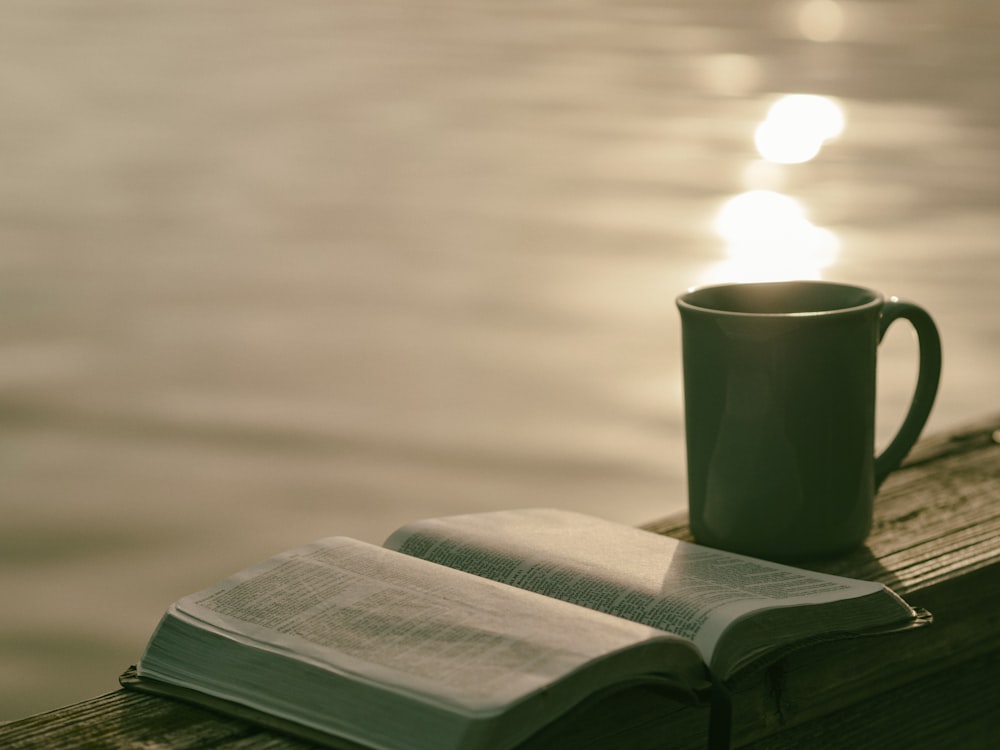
top-left (701, 93), bottom-right (845, 285)
top-left (702, 190), bottom-right (839, 284)
top-left (755, 94), bottom-right (845, 165)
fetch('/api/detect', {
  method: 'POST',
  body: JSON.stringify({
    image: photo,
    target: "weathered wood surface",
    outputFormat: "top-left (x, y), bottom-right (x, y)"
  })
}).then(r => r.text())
top-left (3, 414), bottom-right (999, 750)
top-left (643, 412), bottom-right (1000, 748)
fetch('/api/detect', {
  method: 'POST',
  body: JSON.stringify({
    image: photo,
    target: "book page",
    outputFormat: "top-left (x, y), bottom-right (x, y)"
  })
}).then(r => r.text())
top-left (384, 509), bottom-right (897, 665)
top-left (159, 537), bottom-right (702, 713)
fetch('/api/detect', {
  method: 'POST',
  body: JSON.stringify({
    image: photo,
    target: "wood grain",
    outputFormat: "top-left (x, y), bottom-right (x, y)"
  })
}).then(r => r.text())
top-left (643, 412), bottom-right (1000, 748)
top-left (3, 413), bottom-right (999, 749)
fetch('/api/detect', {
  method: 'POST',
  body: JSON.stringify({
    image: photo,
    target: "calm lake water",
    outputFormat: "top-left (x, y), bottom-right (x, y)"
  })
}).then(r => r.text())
top-left (2, 0), bottom-right (998, 720)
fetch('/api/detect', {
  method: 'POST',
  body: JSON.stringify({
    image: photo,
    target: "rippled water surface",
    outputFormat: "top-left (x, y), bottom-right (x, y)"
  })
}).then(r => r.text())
top-left (2, 0), bottom-right (998, 720)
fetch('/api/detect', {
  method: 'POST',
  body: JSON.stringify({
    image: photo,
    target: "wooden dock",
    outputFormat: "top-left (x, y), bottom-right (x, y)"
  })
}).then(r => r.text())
top-left (3, 413), bottom-right (999, 749)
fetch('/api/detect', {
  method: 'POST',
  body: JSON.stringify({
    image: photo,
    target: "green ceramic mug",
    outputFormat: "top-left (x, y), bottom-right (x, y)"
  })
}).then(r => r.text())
top-left (676, 281), bottom-right (941, 561)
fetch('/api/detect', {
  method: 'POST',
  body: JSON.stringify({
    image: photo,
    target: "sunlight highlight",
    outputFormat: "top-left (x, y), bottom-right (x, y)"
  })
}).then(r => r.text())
top-left (755, 94), bottom-right (845, 164)
top-left (701, 190), bottom-right (839, 284)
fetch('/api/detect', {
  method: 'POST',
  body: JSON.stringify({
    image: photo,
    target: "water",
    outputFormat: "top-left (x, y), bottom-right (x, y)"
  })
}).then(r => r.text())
top-left (2, 0), bottom-right (998, 721)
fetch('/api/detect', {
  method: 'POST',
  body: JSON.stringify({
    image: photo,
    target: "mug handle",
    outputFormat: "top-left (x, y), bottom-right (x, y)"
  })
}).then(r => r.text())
top-left (874, 297), bottom-right (942, 489)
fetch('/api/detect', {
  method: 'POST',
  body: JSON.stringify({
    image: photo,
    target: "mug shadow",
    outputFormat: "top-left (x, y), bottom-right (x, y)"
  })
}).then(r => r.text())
top-left (796, 544), bottom-right (904, 591)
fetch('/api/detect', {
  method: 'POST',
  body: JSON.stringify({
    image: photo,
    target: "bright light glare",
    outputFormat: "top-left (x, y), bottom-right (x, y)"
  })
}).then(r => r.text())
top-left (703, 190), bottom-right (840, 284)
top-left (713, 190), bottom-right (805, 242)
top-left (755, 94), bottom-right (845, 164)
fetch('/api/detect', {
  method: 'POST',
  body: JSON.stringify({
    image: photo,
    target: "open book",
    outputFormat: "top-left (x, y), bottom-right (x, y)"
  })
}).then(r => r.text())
top-left (124, 509), bottom-right (929, 750)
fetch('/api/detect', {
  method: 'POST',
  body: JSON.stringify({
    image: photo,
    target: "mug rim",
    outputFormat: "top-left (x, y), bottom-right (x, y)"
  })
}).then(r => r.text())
top-left (676, 280), bottom-right (883, 318)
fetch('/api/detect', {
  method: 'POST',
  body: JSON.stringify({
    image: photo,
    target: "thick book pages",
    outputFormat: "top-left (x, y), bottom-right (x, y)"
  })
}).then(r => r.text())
top-left (384, 509), bottom-right (926, 680)
top-left (126, 508), bottom-right (928, 750)
top-left (119, 666), bottom-right (374, 750)
top-left (120, 665), bottom-right (707, 750)
top-left (132, 537), bottom-right (709, 750)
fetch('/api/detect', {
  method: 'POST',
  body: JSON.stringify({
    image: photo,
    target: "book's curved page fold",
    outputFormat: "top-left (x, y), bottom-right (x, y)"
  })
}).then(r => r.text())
top-left (131, 537), bottom-right (708, 750)
top-left (125, 508), bottom-right (929, 750)
top-left (385, 508), bottom-right (926, 680)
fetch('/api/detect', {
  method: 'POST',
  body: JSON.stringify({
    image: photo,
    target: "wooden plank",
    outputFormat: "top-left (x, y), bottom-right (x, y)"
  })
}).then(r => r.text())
top-left (1, 690), bottom-right (318, 750)
top-left (3, 414), bottom-right (999, 749)
top-left (642, 412), bottom-right (1000, 747)
top-left (740, 649), bottom-right (1000, 750)
top-left (643, 412), bottom-right (1000, 594)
